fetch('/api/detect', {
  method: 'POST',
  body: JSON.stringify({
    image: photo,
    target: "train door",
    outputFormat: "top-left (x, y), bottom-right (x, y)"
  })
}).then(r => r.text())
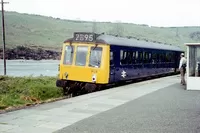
top-left (109, 50), bottom-right (115, 83)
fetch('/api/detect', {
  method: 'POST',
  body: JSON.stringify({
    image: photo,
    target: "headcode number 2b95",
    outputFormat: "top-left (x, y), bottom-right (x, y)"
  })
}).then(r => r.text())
top-left (75, 33), bottom-right (94, 42)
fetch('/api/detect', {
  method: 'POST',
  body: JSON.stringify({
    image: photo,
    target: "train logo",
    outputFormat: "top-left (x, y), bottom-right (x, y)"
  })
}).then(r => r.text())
top-left (121, 70), bottom-right (126, 78)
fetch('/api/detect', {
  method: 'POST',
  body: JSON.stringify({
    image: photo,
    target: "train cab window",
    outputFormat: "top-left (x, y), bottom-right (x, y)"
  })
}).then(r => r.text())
top-left (75, 46), bottom-right (88, 66)
top-left (89, 47), bottom-right (102, 68)
top-left (63, 45), bottom-right (74, 65)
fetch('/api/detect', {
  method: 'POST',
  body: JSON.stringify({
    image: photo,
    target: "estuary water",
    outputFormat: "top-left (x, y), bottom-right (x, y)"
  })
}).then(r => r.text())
top-left (0, 60), bottom-right (60, 77)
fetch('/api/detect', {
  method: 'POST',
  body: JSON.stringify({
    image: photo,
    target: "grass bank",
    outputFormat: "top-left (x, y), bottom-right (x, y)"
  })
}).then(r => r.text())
top-left (0, 76), bottom-right (63, 110)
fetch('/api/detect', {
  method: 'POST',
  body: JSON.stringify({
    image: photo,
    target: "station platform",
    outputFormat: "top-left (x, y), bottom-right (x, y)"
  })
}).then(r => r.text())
top-left (0, 75), bottom-right (199, 133)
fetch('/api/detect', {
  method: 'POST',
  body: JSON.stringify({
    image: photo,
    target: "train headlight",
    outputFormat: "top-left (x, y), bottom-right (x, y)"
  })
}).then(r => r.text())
top-left (92, 74), bottom-right (97, 83)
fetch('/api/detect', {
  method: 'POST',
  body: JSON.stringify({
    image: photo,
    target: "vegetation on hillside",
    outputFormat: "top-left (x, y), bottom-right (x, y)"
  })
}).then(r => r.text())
top-left (0, 76), bottom-right (63, 110)
top-left (0, 11), bottom-right (200, 51)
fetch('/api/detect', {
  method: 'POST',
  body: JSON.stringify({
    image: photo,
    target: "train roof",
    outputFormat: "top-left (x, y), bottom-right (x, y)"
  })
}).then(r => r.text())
top-left (65, 32), bottom-right (183, 52)
top-left (96, 34), bottom-right (183, 52)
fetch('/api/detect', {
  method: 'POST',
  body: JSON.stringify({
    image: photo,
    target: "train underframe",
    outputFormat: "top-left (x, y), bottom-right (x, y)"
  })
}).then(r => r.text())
top-left (56, 69), bottom-right (180, 96)
top-left (56, 79), bottom-right (104, 96)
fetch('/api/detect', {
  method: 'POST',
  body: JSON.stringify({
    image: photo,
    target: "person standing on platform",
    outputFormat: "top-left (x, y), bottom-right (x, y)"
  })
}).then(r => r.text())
top-left (179, 53), bottom-right (187, 85)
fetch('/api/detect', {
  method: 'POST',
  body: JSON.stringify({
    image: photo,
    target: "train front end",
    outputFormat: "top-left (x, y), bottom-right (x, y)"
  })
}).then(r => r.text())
top-left (56, 32), bottom-right (110, 94)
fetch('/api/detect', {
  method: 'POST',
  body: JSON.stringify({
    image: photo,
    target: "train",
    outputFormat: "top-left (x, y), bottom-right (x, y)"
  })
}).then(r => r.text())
top-left (56, 32), bottom-right (184, 95)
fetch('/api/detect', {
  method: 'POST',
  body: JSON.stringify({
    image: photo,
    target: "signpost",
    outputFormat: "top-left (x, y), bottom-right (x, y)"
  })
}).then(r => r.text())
top-left (1, 0), bottom-right (9, 75)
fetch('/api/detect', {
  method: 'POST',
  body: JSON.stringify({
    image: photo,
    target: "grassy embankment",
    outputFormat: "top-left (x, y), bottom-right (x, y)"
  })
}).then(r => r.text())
top-left (0, 11), bottom-right (200, 52)
top-left (0, 76), bottom-right (63, 110)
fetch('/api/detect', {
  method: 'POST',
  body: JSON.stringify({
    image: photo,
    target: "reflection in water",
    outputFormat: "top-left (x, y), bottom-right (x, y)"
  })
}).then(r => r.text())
top-left (0, 60), bottom-right (60, 77)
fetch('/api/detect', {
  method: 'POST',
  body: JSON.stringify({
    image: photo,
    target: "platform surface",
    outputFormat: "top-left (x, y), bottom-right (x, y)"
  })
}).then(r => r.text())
top-left (1, 75), bottom-right (198, 133)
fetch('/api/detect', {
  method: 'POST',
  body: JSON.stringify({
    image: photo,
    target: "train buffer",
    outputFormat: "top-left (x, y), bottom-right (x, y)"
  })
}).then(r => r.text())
top-left (0, 75), bottom-right (200, 133)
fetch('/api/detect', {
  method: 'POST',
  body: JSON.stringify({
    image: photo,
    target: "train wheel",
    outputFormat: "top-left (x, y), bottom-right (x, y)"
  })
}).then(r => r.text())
top-left (63, 87), bottom-right (68, 95)
top-left (84, 83), bottom-right (97, 93)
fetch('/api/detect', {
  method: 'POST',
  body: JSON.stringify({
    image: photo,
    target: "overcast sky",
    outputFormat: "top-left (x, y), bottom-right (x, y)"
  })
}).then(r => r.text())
top-left (4, 0), bottom-right (200, 27)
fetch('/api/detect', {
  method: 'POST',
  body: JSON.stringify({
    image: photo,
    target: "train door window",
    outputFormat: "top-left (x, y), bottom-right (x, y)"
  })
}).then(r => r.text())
top-left (120, 50), bottom-right (127, 65)
top-left (75, 46), bottom-right (88, 66)
top-left (63, 45), bottom-right (74, 65)
top-left (89, 47), bottom-right (102, 68)
top-left (110, 51), bottom-right (114, 66)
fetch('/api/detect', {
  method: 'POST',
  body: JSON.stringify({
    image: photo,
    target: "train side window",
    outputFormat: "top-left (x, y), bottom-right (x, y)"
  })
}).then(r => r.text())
top-left (132, 51), bottom-right (136, 63)
top-left (75, 46), bottom-right (88, 66)
top-left (135, 51), bottom-right (138, 63)
top-left (143, 51), bottom-right (149, 63)
top-left (159, 53), bottom-right (163, 62)
top-left (171, 53), bottom-right (175, 62)
top-left (138, 52), bottom-right (143, 63)
top-left (168, 52), bottom-right (172, 62)
top-left (63, 45), bottom-right (74, 65)
top-left (152, 52), bottom-right (157, 63)
top-left (149, 53), bottom-right (152, 63)
top-left (127, 51), bottom-right (133, 65)
top-left (166, 52), bottom-right (171, 62)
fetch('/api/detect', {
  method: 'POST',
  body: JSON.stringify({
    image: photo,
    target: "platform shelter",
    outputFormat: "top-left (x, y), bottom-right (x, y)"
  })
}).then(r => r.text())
top-left (185, 43), bottom-right (200, 90)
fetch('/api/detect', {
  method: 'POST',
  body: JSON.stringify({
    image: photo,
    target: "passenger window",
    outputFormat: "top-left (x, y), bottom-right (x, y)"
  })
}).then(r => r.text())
top-left (132, 51), bottom-right (136, 63)
top-left (152, 52), bottom-right (157, 63)
top-left (149, 53), bottom-right (152, 63)
top-left (171, 53), bottom-right (175, 62)
top-left (135, 51), bottom-right (138, 63)
top-left (143, 52), bottom-right (149, 63)
top-left (138, 52), bottom-right (143, 63)
top-left (127, 51), bottom-right (133, 64)
top-left (63, 45), bottom-right (74, 65)
top-left (89, 47), bottom-right (102, 68)
top-left (75, 46), bottom-right (88, 66)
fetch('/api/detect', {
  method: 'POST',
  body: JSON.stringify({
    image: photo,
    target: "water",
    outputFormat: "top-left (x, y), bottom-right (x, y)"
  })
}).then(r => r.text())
top-left (0, 60), bottom-right (60, 77)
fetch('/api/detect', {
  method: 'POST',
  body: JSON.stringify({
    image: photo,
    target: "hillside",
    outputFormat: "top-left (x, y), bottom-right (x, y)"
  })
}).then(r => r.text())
top-left (0, 11), bottom-right (200, 52)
